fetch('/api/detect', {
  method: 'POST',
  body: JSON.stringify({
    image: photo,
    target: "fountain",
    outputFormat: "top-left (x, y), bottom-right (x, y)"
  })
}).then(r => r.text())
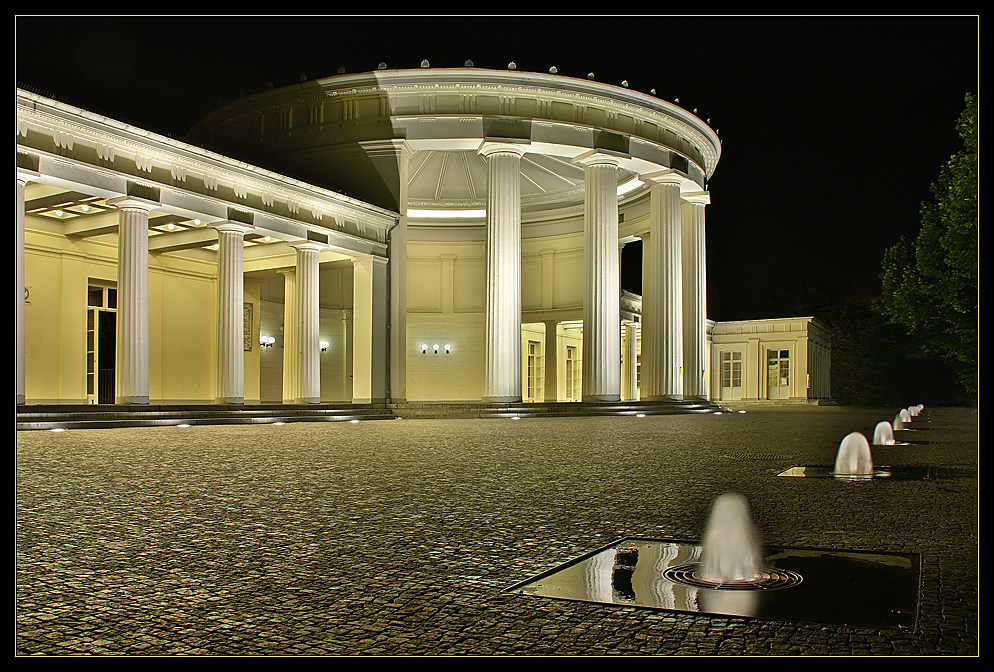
top-left (893, 412), bottom-right (906, 431)
top-left (833, 432), bottom-right (874, 477)
top-left (900, 408), bottom-right (912, 424)
top-left (873, 421), bottom-right (896, 446)
top-left (508, 488), bottom-right (919, 628)
top-left (700, 493), bottom-right (764, 584)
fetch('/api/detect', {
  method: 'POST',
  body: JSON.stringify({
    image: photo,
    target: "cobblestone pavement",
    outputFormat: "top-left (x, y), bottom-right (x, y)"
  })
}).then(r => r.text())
top-left (15, 406), bottom-right (978, 656)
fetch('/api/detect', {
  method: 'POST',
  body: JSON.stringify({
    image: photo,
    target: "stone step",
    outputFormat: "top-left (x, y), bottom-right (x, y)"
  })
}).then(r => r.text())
top-left (15, 403), bottom-right (396, 431)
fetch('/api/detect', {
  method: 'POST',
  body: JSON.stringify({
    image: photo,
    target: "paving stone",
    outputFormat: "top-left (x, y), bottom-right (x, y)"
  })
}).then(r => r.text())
top-left (15, 406), bottom-right (978, 656)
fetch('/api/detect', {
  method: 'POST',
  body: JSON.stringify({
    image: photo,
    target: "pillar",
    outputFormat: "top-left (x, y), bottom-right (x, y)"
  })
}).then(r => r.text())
top-left (352, 254), bottom-right (389, 404)
top-left (577, 153), bottom-right (621, 402)
top-left (293, 242), bottom-right (322, 404)
top-left (16, 177), bottom-right (28, 404)
top-left (214, 222), bottom-right (250, 404)
top-left (280, 270), bottom-right (298, 402)
top-left (640, 172), bottom-right (683, 400)
top-left (622, 322), bottom-right (639, 401)
top-left (543, 320), bottom-right (559, 402)
top-left (682, 192), bottom-right (709, 399)
top-left (479, 141), bottom-right (526, 403)
top-left (110, 196), bottom-right (157, 404)
top-left (342, 312), bottom-right (353, 401)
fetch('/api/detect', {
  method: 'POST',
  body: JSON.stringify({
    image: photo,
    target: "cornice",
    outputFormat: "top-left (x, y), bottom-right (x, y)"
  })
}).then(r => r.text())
top-left (198, 68), bottom-right (720, 176)
top-left (17, 90), bottom-right (398, 231)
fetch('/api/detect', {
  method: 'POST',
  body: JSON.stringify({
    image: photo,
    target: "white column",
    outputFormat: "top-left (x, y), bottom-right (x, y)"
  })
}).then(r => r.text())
top-left (389, 143), bottom-right (413, 404)
top-left (214, 222), bottom-right (250, 404)
top-left (280, 270), bottom-right (297, 402)
top-left (342, 312), bottom-right (353, 400)
top-left (110, 197), bottom-right (157, 404)
top-left (641, 172), bottom-right (684, 400)
top-left (479, 141), bottom-right (526, 403)
top-left (682, 192), bottom-right (709, 399)
top-left (352, 254), bottom-right (389, 404)
top-left (16, 177), bottom-right (27, 405)
top-left (622, 322), bottom-right (639, 401)
top-left (293, 243), bottom-right (322, 404)
top-left (577, 153), bottom-right (621, 402)
top-left (543, 319), bottom-right (559, 402)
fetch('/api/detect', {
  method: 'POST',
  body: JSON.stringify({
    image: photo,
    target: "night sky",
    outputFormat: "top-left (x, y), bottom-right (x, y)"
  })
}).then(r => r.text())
top-left (14, 15), bottom-right (978, 322)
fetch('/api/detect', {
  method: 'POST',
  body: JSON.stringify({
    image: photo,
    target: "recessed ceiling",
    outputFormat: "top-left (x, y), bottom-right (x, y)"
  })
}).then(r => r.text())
top-left (407, 149), bottom-right (637, 208)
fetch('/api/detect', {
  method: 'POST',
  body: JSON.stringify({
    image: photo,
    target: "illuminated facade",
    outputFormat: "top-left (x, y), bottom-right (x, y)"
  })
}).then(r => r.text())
top-left (16, 67), bottom-right (829, 407)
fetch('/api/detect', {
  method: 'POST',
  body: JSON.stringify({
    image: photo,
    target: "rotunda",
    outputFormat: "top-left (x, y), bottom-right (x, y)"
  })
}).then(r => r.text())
top-left (187, 66), bottom-right (720, 404)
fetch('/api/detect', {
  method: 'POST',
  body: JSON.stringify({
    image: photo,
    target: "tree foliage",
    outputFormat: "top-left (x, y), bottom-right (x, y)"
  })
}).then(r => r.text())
top-left (879, 93), bottom-right (978, 402)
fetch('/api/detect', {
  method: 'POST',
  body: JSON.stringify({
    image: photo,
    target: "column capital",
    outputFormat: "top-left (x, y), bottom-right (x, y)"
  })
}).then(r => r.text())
top-left (572, 149), bottom-right (623, 168)
top-left (640, 168), bottom-right (684, 187)
top-left (352, 253), bottom-right (389, 269)
top-left (212, 220), bottom-right (255, 235)
top-left (682, 190), bottom-right (711, 206)
top-left (477, 140), bottom-right (529, 158)
top-left (290, 241), bottom-right (324, 253)
top-left (108, 195), bottom-right (158, 213)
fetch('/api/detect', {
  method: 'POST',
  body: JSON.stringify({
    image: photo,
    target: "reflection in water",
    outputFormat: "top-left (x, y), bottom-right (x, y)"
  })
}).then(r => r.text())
top-left (698, 586), bottom-right (759, 617)
top-left (511, 539), bottom-right (920, 629)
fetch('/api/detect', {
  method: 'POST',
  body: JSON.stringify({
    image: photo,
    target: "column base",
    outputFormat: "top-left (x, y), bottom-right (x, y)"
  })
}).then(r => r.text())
top-left (216, 397), bottom-right (244, 405)
top-left (296, 397), bottom-right (321, 404)
top-left (116, 396), bottom-right (149, 405)
top-left (483, 395), bottom-right (522, 403)
top-left (582, 393), bottom-right (621, 402)
top-left (352, 397), bottom-right (388, 404)
top-left (643, 394), bottom-right (684, 402)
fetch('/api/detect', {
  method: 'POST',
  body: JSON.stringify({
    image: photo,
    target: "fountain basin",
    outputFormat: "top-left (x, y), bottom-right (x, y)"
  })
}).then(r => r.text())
top-left (506, 537), bottom-right (920, 629)
top-left (776, 465), bottom-right (933, 480)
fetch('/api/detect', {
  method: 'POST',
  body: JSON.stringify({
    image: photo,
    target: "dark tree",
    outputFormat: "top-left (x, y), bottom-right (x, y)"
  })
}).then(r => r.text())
top-left (879, 93), bottom-right (978, 403)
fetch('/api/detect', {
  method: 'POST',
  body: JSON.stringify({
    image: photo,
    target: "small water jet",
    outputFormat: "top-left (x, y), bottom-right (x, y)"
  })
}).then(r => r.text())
top-left (873, 421), bottom-right (896, 446)
top-left (833, 432), bottom-right (874, 478)
top-left (700, 493), bottom-right (764, 584)
top-left (900, 408), bottom-right (912, 424)
top-left (893, 412), bottom-right (906, 431)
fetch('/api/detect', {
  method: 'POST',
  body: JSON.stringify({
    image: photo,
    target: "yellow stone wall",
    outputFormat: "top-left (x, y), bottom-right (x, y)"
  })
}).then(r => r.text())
top-left (22, 218), bottom-right (263, 404)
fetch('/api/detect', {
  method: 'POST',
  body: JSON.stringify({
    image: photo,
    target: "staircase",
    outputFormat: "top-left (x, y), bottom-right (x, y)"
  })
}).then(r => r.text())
top-left (15, 402), bottom-right (396, 431)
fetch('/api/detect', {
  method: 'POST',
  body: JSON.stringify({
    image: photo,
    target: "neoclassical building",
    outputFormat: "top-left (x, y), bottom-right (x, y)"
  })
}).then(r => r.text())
top-left (15, 66), bottom-right (830, 409)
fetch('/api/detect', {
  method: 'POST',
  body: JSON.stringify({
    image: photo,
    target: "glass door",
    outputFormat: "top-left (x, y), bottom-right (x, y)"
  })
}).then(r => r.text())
top-left (766, 349), bottom-right (790, 400)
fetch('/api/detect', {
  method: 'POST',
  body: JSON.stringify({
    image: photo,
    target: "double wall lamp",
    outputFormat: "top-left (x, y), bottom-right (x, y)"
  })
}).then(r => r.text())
top-left (260, 336), bottom-right (330, 353)
top-left (421, 343), bottom-right (451, 354)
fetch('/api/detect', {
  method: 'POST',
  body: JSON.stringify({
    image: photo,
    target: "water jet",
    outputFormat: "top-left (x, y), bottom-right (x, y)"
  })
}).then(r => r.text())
top-left (834, 432), bottom-right (874, 478)
top-left (873, 421), bottom-right (896, 446)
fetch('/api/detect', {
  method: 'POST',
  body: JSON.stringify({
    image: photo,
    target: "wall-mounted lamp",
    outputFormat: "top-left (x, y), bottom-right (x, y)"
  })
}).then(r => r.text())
top-left (321, 341), bottom-right (330, 352)
top-left (421, 344), bottom-right (428, 354)
top-left (260, 335), bottom-right (276, 348)
top-left (433, 344), bottom-right (439, 354)
top-left (444, 343), bottom-right (451, 354)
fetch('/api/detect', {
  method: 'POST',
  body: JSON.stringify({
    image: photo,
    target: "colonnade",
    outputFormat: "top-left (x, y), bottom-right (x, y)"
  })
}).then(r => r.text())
top-left (478, 147), bottom-right (709, 404)
top-left (16, 154), bottom-right (707, 407)
top-left (13, 179), bottom-right (389, 406)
